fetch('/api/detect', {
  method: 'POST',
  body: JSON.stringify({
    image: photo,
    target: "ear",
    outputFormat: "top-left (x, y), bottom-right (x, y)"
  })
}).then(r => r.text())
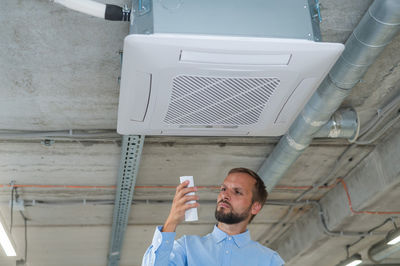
top-left (251, 201), bottom-right (262, 215)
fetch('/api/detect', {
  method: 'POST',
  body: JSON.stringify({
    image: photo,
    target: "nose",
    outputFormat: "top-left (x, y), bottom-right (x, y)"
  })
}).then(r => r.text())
top-left (220, 189), bottom-right (230, 201)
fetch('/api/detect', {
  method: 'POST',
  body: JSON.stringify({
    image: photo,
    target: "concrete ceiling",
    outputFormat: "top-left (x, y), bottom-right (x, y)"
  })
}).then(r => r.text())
top-left (1, 0), bottom-right (400, 266)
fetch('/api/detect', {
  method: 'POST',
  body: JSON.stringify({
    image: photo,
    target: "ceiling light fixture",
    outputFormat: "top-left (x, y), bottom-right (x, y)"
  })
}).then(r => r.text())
top-left (336, 253), bottom-right (362, 266)
top-left (0, 220), bottom-right (16, 256)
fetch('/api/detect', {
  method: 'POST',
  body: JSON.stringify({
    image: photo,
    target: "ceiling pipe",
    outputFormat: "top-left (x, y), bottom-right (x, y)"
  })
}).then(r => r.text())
top-left (0, 129), bottom-right (119, 139)
top-left (368, 228), bottom-right (400, 262)
top-left (54, 0), bottom-right (130, 21)
top-left (258, 0), bottom-right (400, 192)
top-left (54, 0), bottom-right (106, 19)
top-left (313, 108), bottom-right (359, 140)
top-left (368, 238), bottom-right (400, 263)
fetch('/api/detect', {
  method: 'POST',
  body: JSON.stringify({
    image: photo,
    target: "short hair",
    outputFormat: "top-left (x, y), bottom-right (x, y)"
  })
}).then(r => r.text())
top-left (228, 167), bottom-right (268, 222)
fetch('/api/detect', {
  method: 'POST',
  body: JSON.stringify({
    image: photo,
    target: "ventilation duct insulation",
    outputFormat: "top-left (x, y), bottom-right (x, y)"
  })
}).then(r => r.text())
top-left (117, 0), bottom-right (344, 136)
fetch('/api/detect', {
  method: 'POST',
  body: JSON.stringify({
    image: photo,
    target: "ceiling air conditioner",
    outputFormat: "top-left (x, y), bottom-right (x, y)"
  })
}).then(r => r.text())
top-left (117, 0), bottom-right (344, 136)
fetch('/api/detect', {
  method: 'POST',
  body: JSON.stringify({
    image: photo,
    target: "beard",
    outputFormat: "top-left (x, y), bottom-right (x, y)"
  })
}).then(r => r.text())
top-left (214, 201), bottom-right (251, 224)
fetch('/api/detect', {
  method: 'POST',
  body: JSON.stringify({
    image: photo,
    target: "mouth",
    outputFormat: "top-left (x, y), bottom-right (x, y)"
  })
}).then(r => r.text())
top-left (218, 201), bottom-right (231, 209)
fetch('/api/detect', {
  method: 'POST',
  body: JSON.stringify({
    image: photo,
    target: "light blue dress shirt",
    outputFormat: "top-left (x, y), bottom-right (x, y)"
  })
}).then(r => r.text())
top-left (142, 225), bottom-right (284, 266)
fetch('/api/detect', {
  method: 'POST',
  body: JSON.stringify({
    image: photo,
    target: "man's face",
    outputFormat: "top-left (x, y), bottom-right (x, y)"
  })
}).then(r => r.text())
top-left (215, 172), bottom-right (258, 224)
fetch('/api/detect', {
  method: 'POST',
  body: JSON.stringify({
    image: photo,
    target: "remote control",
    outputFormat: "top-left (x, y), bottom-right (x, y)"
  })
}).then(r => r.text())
top-left (179, 176), bottom-right (198, 222)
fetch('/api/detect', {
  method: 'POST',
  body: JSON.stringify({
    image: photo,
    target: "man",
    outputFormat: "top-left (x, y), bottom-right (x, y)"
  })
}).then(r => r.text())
top-left (142, 167), bottom-right (284, 266)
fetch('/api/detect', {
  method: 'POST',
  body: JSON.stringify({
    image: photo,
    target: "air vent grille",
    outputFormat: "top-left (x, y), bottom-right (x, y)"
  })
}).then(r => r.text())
top-left (163, 76), bottom-right (280, 126)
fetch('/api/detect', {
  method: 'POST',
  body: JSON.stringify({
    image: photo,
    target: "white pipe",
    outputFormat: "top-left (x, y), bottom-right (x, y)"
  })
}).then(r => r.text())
top-left (54, 0), bottom-right (106, 19)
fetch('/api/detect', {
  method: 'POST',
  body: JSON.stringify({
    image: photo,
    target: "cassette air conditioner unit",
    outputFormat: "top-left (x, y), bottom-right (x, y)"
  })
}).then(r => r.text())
top-left (117, 0), bottom-right (344, 136)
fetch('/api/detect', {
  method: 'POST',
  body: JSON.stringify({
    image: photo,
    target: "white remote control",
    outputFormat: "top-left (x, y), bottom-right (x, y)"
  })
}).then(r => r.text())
top-left (179, 176), bottom-right (198, 222)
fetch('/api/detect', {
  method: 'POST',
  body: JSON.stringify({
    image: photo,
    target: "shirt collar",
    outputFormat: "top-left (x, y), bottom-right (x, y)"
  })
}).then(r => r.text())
top-left (212, 225), bottom-right (252, 248)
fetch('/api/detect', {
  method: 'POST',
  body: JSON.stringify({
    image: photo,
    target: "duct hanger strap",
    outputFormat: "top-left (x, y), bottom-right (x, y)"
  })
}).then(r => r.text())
top-left (108, 135), bottom-right (145, 266)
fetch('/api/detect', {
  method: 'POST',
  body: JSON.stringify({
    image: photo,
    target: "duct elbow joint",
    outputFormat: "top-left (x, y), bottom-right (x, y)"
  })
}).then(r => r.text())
top-left (313, 108), bottom-right (360, 142)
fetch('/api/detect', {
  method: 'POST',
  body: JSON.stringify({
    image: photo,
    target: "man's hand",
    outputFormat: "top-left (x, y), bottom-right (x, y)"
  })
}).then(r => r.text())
top-left (162, 180), bottom-right (200, 232)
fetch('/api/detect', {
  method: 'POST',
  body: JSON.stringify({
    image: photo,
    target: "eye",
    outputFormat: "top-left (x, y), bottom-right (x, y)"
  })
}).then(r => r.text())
top-left (220, 187), bottom-right (226, 192)
top-left (235, 190), bottom-right (242, 195)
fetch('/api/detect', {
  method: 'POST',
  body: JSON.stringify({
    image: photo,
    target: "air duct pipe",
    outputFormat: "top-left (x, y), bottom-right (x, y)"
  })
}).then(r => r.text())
top-left (258, 0), bottom-right (400, 192)
top-left (313, 108), bottom-right (359, 140)
top-left (368, 238), bottom-right (400, 262)
top-left (54, 0), bottom-right (131, 21)
top-left (368, 228), bottom-right (400, 262)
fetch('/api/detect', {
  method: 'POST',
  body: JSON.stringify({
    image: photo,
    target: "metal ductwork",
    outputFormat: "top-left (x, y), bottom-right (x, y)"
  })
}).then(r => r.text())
top-left (368, 239), bottom-right (400, 263)
top-left (258, 0), bottom-right (400, 192)
top-left (368, 228), bottom-right (400, 262)
top-left (368, 238), bottom-right (400, 263)
top-left (313, 108), bottom-right (359, 140)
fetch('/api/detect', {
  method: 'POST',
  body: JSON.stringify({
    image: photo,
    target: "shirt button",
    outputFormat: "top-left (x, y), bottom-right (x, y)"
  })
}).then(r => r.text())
top-left (228, 237), bottom-right (232, 240)
top-left (166, 240), bottom-right (169, 244)
top-left (225, 250), bottom-right (229, 254)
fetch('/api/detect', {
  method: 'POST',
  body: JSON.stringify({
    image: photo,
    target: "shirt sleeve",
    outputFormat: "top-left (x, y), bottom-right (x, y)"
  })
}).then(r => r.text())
top-left (270, 252), bottom-right (285, 266)
top-left (142, 226), bottom-right (187, 266)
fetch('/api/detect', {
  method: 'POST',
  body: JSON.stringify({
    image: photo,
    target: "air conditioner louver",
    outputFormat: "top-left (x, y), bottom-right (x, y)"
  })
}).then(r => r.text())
top-left (164, 76), bottom-right (280, 127)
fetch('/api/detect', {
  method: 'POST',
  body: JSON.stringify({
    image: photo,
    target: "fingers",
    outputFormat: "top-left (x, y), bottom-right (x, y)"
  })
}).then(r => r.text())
top-left (164, 181), bottom-right (200, 228)
top-left (182, 202), bottom-right (200, 211)
top-left (177, 180), bottom-right (197, 191)
top-left (174, 200), bottom-right (199, 213)
top-left (177, 186), bottom-right (198, 198)
top-left (176, 180), bottom-right (190, 191)
top-left (175, 181), bottom-right (197, 199)
top-left (177, 195), bottom-right (199, 205)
